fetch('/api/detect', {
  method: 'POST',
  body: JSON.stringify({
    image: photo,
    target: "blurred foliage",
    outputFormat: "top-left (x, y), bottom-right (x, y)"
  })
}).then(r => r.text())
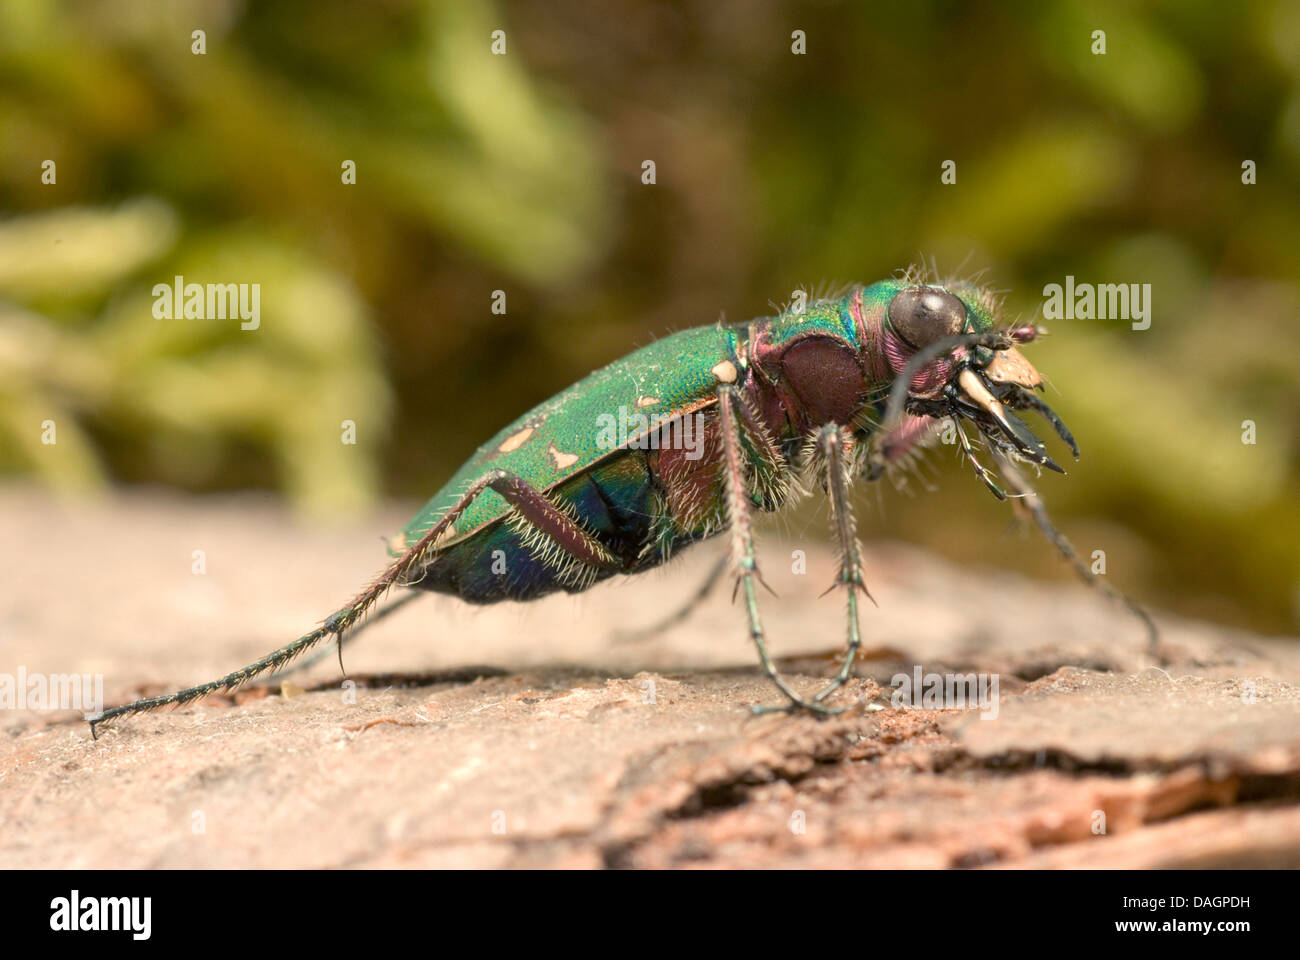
top-left (0, 0), bottom-right (1297, 633)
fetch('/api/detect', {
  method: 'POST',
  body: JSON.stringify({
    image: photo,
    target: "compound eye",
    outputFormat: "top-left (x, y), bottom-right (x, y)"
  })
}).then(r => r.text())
top-left (887, 286), bottom-right (968, 349)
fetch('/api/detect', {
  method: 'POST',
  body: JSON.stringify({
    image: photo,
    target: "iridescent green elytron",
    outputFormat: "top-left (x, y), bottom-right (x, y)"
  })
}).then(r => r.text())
top-left (91, 272), bottom-right (1154, 734)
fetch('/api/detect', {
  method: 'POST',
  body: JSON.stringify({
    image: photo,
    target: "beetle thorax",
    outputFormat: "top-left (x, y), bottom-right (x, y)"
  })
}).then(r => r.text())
top-left (749, 326), bottom-right (871, 434)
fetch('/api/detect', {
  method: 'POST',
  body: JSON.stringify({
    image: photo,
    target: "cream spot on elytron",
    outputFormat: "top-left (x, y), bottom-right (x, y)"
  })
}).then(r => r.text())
top-left (635, 395), bottom-right (660, 408)
top-left (548, 443), bottom-right (579, 469)
top-left (498, 427), bottom-right (534, 452)
top-left (711, 360), bottom-right (737, 383)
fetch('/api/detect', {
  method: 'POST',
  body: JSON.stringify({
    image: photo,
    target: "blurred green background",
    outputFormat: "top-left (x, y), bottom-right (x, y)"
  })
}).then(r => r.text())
top-left (1, 0), bottom-right (1297, 633)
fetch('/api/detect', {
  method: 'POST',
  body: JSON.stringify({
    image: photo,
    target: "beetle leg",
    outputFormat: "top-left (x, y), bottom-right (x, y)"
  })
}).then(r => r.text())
top-left (810, 423), bottom-right (868, 705)
top-left (276, 589), bottom-right (422, 679)
top-left (864, 411), bottom-right (939, 480)
top-left (717, 387), bottom-right (843, 716)
top-left (613, 551), bottom-right (728, 643)
top-left (89, 469), bottom-right (619, 736)
top-left (991, 451), bottom-right (1162, 659)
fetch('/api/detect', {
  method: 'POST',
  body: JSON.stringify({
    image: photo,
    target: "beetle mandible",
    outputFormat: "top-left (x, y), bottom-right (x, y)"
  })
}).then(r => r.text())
top-left (90, 270), bottom-right (1155, 734)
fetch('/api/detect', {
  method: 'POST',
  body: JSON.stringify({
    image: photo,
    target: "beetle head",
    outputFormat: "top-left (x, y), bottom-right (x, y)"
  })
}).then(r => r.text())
top-left (882, 281), bottom-right (1078, 473)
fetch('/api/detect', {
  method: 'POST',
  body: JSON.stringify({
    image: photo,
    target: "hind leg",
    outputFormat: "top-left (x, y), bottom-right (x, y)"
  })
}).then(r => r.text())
top-left (277, 589), bottom-right (423, 679)
top-left (614, 552), bottom-right (728, 643)
top-left (90, 469), bottom-right (620, 736)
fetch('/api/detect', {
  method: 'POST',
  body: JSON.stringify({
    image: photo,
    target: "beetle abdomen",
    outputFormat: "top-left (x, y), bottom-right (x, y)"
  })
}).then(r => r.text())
top-left (410, 450), bottom-right (674, 603)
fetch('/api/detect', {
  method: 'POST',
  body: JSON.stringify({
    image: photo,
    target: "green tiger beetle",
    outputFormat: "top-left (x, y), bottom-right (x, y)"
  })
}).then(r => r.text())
top-left (89, 270), bottom-right (1156, 736)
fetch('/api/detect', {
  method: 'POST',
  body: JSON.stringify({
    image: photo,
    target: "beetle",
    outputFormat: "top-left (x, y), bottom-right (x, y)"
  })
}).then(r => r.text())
top-left (90, 270), bottom-right (1155, 735)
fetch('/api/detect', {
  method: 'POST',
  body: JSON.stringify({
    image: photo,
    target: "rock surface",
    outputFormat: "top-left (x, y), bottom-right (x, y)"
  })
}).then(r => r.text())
top-left (2, 488), bottom-right (1298, 868)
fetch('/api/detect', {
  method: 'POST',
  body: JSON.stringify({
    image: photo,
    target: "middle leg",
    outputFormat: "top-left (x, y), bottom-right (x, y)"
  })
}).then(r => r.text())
top-left (716, 386), bottom-right (853, 715)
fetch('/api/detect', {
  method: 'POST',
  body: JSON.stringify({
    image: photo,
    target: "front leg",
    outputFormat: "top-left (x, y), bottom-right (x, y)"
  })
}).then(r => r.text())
top-left (991, 450), bottom-right (1160, 657)
top-left (810, 422), bottom-right (870, 704)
